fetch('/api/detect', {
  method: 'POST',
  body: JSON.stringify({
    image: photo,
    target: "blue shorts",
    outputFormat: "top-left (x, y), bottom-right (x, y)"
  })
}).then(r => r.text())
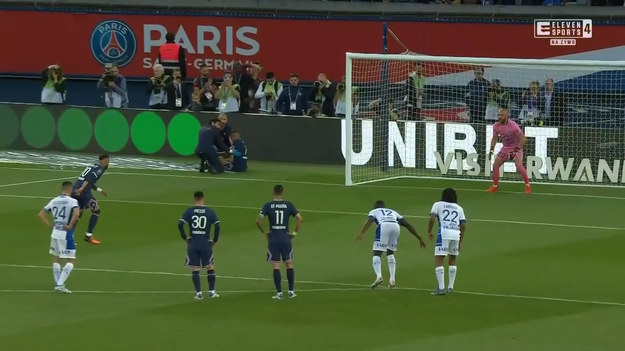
top-left (186, 248), bottom-right (214, 267)
top-left (267, 241), bottom-right (293, 263)
top-left (72, 191), bottom-right (99, 212)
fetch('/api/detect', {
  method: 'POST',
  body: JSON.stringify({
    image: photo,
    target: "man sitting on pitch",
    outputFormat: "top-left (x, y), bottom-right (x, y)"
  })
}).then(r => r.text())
top-left (486, 108), bottom-right (531, 194)
top-left (357, 201), bottom-right (426, 289)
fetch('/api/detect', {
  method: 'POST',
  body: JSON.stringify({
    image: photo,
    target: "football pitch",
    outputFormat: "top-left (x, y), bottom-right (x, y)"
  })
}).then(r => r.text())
top-left (1, 158), bottom-right (624, 351)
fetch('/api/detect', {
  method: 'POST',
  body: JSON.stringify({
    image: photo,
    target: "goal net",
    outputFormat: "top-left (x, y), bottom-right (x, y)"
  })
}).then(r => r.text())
top-left (344, 53), bottom-right (625, 187)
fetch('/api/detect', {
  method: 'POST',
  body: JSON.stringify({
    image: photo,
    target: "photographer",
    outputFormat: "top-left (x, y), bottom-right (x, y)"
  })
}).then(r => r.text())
top-left (216, 71), bottom-right (241, 113)
top-left (97, 63), bottom-right (128, 108)
top-left (485, 79), bottom-right (509, 123)
top-left (192, 64), bottom-right (218, 111)
top-left (41, 64), bottom-right (66, 104)
top-left (146, 64), bottom-right (172, 109)
top-left (254, 72), bottom-right (283, 114)
top-left (334, 75), bottom-right (359, 118)
top-left (405, 62), bottom-right (426, 120)
top-left (307, 73), bottom-right (336, 117)
top-left (166, 68), bottom-right (186, 110)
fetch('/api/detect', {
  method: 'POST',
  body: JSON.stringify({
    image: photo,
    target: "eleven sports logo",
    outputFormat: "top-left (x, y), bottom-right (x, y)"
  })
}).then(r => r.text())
top-left (534, 19), bottom-right (592, 47)
top-left (90, 20), bottom-right (137, 67)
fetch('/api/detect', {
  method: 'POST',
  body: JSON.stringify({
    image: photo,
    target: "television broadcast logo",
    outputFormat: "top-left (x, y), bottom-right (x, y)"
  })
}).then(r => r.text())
top-left (90, 20), bottom-right (137, 67)
top-left (534, 19), bottom-right (592, 46)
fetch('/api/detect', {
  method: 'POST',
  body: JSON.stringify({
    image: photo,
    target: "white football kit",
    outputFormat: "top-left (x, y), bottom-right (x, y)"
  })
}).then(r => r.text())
top-left (430, 201), bottom-right (466, 257)
top-left (368, 208), bottom-right (403, 252)
top-left (43, 195), bottom-right (79, 259)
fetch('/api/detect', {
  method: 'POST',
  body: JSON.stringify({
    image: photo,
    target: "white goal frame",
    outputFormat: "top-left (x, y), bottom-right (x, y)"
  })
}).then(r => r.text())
top-left (344, 52), bottom-right (625, 187)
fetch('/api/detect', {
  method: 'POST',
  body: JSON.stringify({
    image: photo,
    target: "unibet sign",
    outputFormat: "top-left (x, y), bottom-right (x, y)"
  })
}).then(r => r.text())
top-left (341, 120), bottom-right (623, 185)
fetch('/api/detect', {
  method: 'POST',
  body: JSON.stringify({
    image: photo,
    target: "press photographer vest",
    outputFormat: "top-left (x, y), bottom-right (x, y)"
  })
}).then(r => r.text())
top-left (261, 80), bottom-right (282, 96)
top-left (159, 43), bottom-right (181, 70)
top-left (149, 75), bottom-right (171, 107)
top-left (410, 72), bottom-right (426, 90)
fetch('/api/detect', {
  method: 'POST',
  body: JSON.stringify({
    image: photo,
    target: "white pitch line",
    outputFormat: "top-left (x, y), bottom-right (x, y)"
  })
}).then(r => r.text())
top-left (1, 193), bottom-right (623, 231)
top-left (0, 287), bottom-right (370, 295)
top-left (2, 166), bottom-right (625, 201)
top-left (1, 263), bottom-right (623, 307)
top-left (0, 177), bottom-right (69, 188)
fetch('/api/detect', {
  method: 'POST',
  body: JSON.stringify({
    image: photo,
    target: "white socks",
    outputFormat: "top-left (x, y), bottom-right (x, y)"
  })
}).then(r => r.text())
top-left (448, 265), bottom-right (457, 290)
top-left (52, 263), bottom-right (61, 285)
top-left (387, 255), bottom-right (396, 282)
top-left (372, 256), bottom-right (382, 278)
top-left (435, 266), bottom-right (445, 290)
top-left (57, 263), bottom-right (74, 286)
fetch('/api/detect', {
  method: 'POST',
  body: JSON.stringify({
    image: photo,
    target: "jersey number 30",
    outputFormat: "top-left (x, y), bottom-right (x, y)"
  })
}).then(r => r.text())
top-left (191, 215), bottom-right (207, 229)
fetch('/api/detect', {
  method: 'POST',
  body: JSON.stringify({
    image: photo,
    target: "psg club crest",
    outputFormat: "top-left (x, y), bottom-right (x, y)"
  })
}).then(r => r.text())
top-left (90, 20), bottom-right (137, 67)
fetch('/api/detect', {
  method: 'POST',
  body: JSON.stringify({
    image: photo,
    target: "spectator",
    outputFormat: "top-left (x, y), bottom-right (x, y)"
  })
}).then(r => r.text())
top-left (405, 62), bottom-right (426, 120)
top-left (226, 130), bottom-right (248, 173)
top-left (520, 80), bottom-right (540, 122)
top-left (166, 68), bottom-right (186, 110)
top-left (540, 78), bottom-right (566, 125)
top-left (146, 64), bottom-right (172, 109)
top-left (245, 61), bottom-right (263, 113)
top-left (185, 92), bottom-right (203, 112)
top-left (484, 79), bottom-right (509, 123)
top-left (157, 32), bottom-right (186, 79)
top-left (465, 67), bottom-right (489, 123)
top-left (216, 71), bottom-right (241, 113)
top-left (232, 62), bottom-right (254, 113)
top-left (193, 64), bottom-right (218, 111)
top-left (195, 118), bottom-right (228, 174)
top-left (334, 75), bottom-right (359, 118)
top-left (254, 72), bottom-right (283, 114)
top-left (277, 74), bottom-right (307, 116)
top-left (308, 73), bottom-right (336, 117)
top-left (97, 63), bottom-right (128, 108)
top-left (41, 64), bottom-right (66, 104)
top-left (218, 112), bottom-right (233, 148)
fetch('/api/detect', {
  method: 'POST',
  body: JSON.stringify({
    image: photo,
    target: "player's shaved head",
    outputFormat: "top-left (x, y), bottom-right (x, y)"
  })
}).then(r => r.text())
top-left (441, 188), bottom-right (457, 203)
top-left (374, 200), bottom-right (385, 208)
top-left (99, 154), bottom-right (109, 161)
top-left (193, 191), bottom-right (204, 200)
top-left (273, 185), bottom-right (284, 195)
top-left (62, 181), bottom-right (72, 188)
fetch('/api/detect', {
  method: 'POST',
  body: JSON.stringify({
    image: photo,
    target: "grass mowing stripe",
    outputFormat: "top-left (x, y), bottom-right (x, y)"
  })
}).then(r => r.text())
top-left (2, 166), bottom-right (625, 201)
top-left (1, 263), bottom-right (623, 307)
top-left (1, 194), bottom-right (624, 231)
top-left (0, 288), bottom-right (370, 294)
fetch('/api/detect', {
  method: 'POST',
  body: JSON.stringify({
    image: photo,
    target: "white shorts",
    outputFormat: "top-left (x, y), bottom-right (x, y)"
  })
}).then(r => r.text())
top-left (49, 238), bottom-right (76, 259)
top-left (373, 222), bottom-right (400, 252)
top-left (435, 238), bottom-right (460, 257)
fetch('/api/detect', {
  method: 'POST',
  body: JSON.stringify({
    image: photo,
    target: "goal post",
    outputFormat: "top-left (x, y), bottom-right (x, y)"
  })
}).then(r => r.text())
top-left (344, 52), bottom-right (625, 187)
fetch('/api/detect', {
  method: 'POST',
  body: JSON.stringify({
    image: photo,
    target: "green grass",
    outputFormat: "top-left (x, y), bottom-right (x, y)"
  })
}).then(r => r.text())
top-left (1, 160), bottom-right (624, 351)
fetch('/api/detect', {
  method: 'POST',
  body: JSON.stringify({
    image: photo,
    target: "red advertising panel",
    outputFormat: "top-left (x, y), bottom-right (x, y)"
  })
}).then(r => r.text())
top-left (1, 9), bottom-right (624, 81)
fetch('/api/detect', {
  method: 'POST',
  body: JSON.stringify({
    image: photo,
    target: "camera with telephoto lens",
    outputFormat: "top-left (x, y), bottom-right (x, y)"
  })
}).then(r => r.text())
top-left (314, 81), bottom-right (323, 88)
top-left (102, 65), bottom-right (115, 85)
top-left (337, 83), bottom-right (345, 91)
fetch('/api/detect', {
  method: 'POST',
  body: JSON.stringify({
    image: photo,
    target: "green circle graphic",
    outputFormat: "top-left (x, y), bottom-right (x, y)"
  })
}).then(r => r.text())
top-left (58, 108), bottom-right (93, 150)
top-left (168, 113), bottom-right (201, 156)
top-left (94, 110), bottom-right (129, 152)
top-left (0, 105), bottom-right (20, 148)
top-left (21, 106), bottom-right (56, 149)
top-left (131, 111), bottom-right (166, 154)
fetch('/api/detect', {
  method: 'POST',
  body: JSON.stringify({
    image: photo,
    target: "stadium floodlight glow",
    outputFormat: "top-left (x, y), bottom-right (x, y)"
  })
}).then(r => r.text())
top-left (344, 53), bottom-right (625, 187)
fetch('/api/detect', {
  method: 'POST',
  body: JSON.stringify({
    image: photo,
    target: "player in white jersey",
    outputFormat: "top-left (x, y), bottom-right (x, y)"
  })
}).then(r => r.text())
top-left (38, 182), bottom-right (81, 294)
top-left (357, 200), bottom-right (426, 289)
top-left (428, 188), bottom-right (467, 295)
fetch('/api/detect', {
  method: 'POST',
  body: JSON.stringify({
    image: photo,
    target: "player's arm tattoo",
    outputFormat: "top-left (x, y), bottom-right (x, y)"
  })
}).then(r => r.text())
top-left (399, 218), bottom-right (422, 240)
top-left (489, 134), bottom-right (498, 153)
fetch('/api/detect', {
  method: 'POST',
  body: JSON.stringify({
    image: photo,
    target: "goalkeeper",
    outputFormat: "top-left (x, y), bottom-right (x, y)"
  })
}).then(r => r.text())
top-left (486, 108), bottom-right (531, 194)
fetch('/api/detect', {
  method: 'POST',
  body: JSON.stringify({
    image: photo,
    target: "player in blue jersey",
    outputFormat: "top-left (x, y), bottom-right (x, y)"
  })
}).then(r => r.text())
top-left (178, 191), bottom-right (221, 300)
top-left (72, 154), bottom-right (110, 245)
top-left (357, 200), bottom-right (426, 288)
top-left (38, 182), bottom-right (81, 293)
top-left (226, 130), bottom-right (247, 173)
top-left (256, 185), bottom-right (303, 300)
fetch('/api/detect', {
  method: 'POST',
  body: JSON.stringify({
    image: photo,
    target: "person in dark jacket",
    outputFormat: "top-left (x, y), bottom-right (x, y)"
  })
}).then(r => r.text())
top-left (195, 119), bottom-right (229, 174)
top-left (465, 67), bottom-right (490, 123)
top-left (539, 78), bottom-right (566, 126)
top-left (307, 73), bottom-right (336, 117)
top-left (277, 74), bottom-right (307, 116)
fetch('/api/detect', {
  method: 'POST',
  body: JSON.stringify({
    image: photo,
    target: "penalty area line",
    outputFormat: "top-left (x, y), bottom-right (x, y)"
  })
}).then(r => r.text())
top-left (0, 263), bottom-right (624, 307)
